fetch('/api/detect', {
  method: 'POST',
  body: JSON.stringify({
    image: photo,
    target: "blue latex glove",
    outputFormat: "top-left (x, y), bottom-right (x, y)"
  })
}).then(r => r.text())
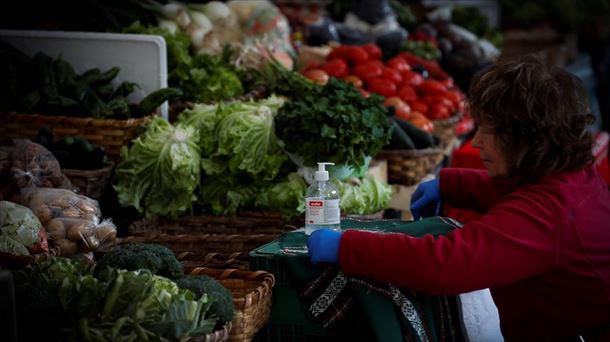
top-left (410, 179), bottom-right (441, 220)
top-left (307, 229), bottom-right (342, 264)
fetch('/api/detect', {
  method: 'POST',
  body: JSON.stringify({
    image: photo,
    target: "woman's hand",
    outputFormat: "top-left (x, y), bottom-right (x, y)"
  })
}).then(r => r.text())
top-left (410, 179), bottom-right (441, 220)
top-left (307, 229), bottom-right (342, 264)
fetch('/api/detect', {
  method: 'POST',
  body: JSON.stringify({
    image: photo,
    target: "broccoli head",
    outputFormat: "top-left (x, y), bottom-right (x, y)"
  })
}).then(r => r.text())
top-left (95, 243), bottom-right (183, 279)
top-left (176, 275), bottom-right (235, 324)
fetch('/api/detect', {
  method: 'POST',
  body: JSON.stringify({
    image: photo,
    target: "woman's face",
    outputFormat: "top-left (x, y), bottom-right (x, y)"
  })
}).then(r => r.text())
top-left (471, 125), bottom-right (510, 178)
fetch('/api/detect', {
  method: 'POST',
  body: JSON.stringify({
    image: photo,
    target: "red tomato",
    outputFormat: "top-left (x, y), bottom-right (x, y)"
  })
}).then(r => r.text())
top-left (352, 63), bottom-right (383, 81)
top-left (367, 78), bottom-right (397, 97)
top-left (445, 90), bottom-right (463, 105)
top-left (328, 46), bottom-right (350, 60)
top-left (322, 58), bottom-right (348, 78)
top-left (382, 67), bottom-right (403, 85)
top-left (401, 70), bottom-right (424, 86)
top-left (386, 56), bottom-right (411, 72)
top-left (342, 75), bottom-right (363, 88)
top-left (432, 96), bottom-right (456, 110)
top-left (440, 77), bottom-right (454, 88)
top-left (409, 101), bottom-right (429, 114)
top-left (364, 59), bottom-right (385, 69)
top-left (384, 96), bottom-right (411, 119)
top-left (358, 88), bottom-right (370, 98)
top-left (361, 43), bottom-right (382, 60)
top-left (397, 85), bottom-right (417, 102)
top-left (419, 95), bottom-right (436, 105)
top-left (420, 79), bottom-right (448, 96)
top-left (429, 103), bottom-right (451, 120)
top-left (303, 69), bottom-right (329, 85)
top-left (345, 46), bottom-right (369, 64)
top-left (409, 111), bottom-right (434, 132)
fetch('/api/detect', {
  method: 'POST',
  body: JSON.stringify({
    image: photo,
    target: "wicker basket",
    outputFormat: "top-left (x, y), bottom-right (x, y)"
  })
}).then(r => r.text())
top-left (122, 213), bottom-right (301, 268)
top-left (0, 112), bottom-right (152, 160)
top-left (188, 322), bottom-right (232, 342)
top-left (189, 267), bottom-right (275, 342)
top-left (375, 147), bottom-right (444, 186)
top-left (432, 113), bottom-right (462, 147)
top-left (63, 162), bottom-right (114, 200)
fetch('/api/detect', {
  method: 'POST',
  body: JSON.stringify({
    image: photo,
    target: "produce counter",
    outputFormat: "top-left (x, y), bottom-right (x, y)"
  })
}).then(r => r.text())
top-left (250, 217), bottom-right (465, 341)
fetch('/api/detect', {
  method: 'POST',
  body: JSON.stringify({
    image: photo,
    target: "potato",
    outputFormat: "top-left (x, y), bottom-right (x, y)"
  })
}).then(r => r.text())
top-left (45, 218), bottom-right (67, 240)
top-left (56, 239), bottom-right (79, 257)
top-left (95, 223), bottom-right (117, 244)
top-left (67, 221), bottom-right (90, 242)
top-left (62, 207), bottom-right (84, 218)
top-left (33, 204), bottom-right (53, 223)
top-left (79, 231), bottom-right (99, 251)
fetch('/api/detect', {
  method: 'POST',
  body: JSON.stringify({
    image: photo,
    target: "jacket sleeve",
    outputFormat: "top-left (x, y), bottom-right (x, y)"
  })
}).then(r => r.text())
top-left (440, 168), bottom-right (521, 213)
top-left (338, 189), bottom-right (558, 295)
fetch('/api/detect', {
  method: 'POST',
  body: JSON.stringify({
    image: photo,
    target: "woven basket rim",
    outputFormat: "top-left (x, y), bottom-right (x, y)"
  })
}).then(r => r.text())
top-left (2, 111), bottom-right (154, 126)
top-left (377, 147), bottom-right (443, 156)
top-left (62, 161), bottom-right (115, 176)
top-left (432, 111), bottom-right (463, 126)
top-left (188, 321), bottom-right (232, 342)
top-left (188, 267), bottom-right (275, 310)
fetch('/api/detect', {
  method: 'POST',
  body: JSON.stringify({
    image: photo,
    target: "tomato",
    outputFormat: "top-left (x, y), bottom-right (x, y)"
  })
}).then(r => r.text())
top-left (352, 63), bottom-right (383, 81)
top-left (367, 78), bottom-right (397, 97)
top-left (384, 96), bottom-right (411, 119)
top-left (303, 69), bottom-right (329, 85)
top-left (401, 70), bottom-right (424, 86)
top-left (419, 79), bottom-right (447, 96)
top-left (322, 58), bottom-right (349, 78)
top-left (432, 96), bottom-right (455, 110)
top-left (364, 59), bottom-right (385, 69)
top-left (328, 46), bottom-right (350, 60)
top-left (409, 101), bottom-right (429, 114)
top-left (445, 90), bottom-right (463, 105)
top-left (428, 103), bottom-right (451, 120)
top-left (386, 56), bottom-right (411, 72)
top-left (408, 111), bottom-right (434, 132)
top-left (342, 75), bottom-right (363, 88)
top-left (361, 43), bottom-right (382, 60)
top-left (397, 85), bottom-right (417, 102)
top-left (382, 67), bottom-right (403, 85)
top-left (345, 46), bottom-right (369, 64)
top-left (419, 95), bottom-right (436, 105)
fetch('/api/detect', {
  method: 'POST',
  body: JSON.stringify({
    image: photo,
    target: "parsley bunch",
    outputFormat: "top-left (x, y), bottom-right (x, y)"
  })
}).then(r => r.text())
top-left (275, 78), bottom-right (392, 169)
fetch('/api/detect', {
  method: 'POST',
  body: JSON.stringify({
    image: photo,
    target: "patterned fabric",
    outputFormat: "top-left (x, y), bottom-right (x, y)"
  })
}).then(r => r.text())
top-left (390, 284), bottom-right (430, 342)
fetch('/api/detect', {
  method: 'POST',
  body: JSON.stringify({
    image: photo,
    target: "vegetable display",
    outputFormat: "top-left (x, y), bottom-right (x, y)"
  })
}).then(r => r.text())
top-left (274, 77), bottom-right (392, 170)
top-left (334, 176), bottom-right (392, 215)
top-left (114, 117), bottom-right (201, 218)
top-left (95, 243), bottom-right (184, 279)
top-left (14, 257), bottom-right (222, 341)
top-left (0, 43), bottom-right (182, 119)
top-left (0, 201), bottom-right (44, 256)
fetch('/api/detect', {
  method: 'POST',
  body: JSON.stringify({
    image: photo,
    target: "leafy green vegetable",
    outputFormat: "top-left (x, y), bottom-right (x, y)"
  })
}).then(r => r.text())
top-left (176, 275), bottom-right (236, 324)
top-left (114, 117), bottom-right (201, 218)
top-left (0, 201), bottom-right (42, 252)
top-left (256, 172), bottom-right (307, 218)
top-left (95, 243), bottom-right (184, 279)
top-left (275, 77), bottom-right (392, 170)
top-left (333, 176), bottom-right (392, 215)
top-left (198, 174), bottom-right (262, 216)
top-left (124, 22), bottom-right (244, 103)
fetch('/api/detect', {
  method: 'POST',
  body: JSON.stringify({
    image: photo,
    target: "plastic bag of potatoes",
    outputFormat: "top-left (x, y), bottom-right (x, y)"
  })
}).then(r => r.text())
top-left (19, 187), bottom-right (116, 257)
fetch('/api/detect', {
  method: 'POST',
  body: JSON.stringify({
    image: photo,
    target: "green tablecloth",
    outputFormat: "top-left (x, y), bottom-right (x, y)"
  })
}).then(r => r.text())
top-left (251, 217), bottom-right (466, 342)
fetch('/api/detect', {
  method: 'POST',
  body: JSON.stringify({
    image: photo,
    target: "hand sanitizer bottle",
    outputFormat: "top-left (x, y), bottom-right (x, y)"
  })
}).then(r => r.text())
top-left (305, 162), bottom-right (341, 235)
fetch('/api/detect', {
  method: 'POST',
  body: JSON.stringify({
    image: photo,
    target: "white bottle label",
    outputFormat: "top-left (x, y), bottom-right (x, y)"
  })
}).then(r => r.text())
top-left (306, 199), bottom-right (340, 225)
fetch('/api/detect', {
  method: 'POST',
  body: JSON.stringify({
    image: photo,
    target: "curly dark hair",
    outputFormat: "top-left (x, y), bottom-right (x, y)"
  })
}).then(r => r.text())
top-left (468, 55), bottom-right (595, 179)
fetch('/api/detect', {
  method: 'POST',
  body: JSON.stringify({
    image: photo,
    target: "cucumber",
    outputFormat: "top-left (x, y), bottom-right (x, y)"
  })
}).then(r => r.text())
top-left (392, 117), bottom-right (435, 149)
top-left (387, 120), bottom-right (416, 150)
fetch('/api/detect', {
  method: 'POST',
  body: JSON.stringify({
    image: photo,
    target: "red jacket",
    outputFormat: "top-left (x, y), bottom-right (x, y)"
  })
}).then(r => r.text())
top-left (339, 166), bottom-right (610, 341)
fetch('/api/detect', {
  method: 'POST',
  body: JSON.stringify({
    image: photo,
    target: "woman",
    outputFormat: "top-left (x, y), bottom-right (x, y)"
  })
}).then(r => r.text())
top-left (307, 55), bottom-right (610, 341)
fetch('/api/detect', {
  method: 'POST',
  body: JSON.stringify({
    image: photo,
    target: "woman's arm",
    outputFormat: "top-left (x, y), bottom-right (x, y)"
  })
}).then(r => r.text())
top-left (339, 190), bottom-right (557, 295)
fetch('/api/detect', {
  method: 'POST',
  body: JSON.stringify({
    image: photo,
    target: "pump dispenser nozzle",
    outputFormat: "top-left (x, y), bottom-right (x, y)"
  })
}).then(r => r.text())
top-left (315, 162), bottom-right (334, 181)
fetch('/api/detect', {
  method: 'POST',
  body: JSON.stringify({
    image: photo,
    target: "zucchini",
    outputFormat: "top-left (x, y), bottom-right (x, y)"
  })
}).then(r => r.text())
top-left (387, 120), bottom-right (416, 150)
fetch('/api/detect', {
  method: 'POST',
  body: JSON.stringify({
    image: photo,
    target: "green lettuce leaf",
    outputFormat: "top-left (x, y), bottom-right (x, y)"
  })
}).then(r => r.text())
top-left (334, 176), bottom-right (392, 215)
top-left (256, 172), bottom-right (307, 218)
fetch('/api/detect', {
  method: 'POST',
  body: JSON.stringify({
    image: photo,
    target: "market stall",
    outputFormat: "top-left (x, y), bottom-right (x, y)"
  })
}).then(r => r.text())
top-left (1, 1), bottom-right (609, 341)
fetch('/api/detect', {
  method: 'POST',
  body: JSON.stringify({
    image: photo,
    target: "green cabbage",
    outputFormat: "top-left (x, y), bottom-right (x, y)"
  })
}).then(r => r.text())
top-left (0, 201), bottom-right (42, 255)
top-left (114, 117), bottom-right (201, 218)
top-left (256, 172), bottom-right (307, 218)
top-left (334, 176), bottom-right (392, 215)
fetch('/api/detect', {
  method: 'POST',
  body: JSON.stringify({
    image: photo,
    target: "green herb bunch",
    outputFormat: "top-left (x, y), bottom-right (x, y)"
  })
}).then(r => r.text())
top-left (274, 78), bottom-right (392, 169)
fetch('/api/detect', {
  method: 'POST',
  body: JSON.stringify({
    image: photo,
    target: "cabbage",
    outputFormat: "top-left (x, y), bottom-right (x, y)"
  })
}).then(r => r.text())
top-left (256, 172), bottom-right (307, 218)
top-left (334, 176), bottom-right (392, 215)
top-left (0, 201), bottom-right (42, 254)
top-left (114, 117), bottom-right (201, 218)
